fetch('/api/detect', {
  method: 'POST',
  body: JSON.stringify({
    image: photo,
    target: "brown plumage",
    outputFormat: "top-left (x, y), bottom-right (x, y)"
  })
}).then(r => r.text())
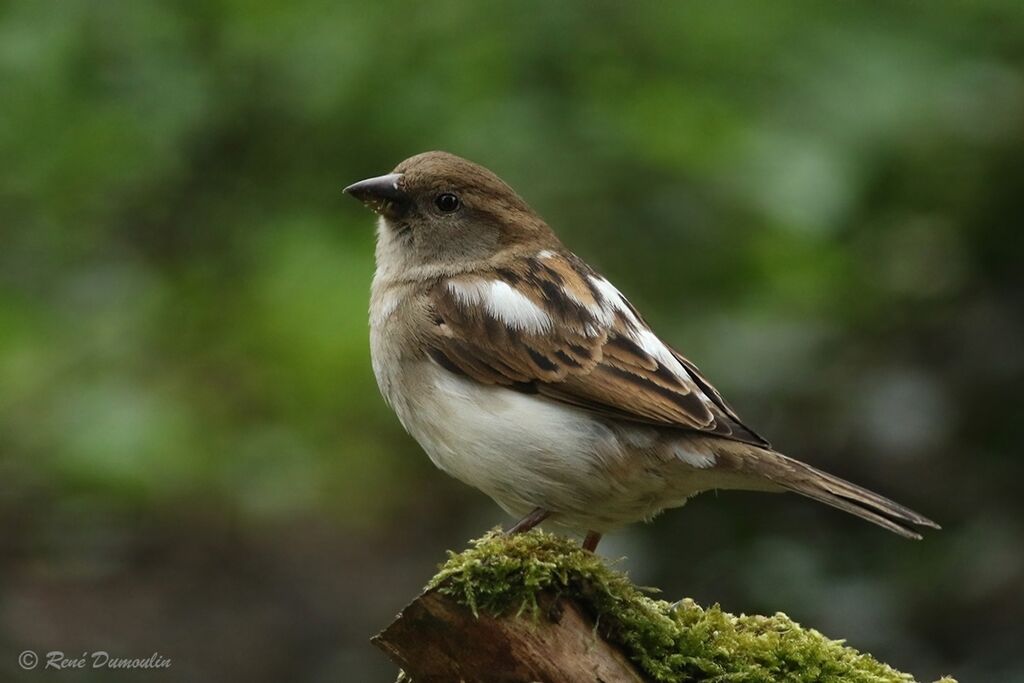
top-left (345, 151), bottom-right (939, 548)
top-left (430, 254), bottom-right (769, 444)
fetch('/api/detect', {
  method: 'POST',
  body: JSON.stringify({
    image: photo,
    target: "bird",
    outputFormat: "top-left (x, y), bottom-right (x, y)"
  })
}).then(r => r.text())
top-left (343, 151), bottom-right (938, 551)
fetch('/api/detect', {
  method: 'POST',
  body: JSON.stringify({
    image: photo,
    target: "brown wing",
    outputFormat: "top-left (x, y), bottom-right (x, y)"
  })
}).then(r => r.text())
top-left (427, 252), bottom-right (770, 448)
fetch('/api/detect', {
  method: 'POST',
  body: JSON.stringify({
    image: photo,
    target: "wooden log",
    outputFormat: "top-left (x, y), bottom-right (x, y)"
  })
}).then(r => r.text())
top-left (372, 588), bottom-right (647, 683)
top-left (368, 531), bottom-right (958, 683)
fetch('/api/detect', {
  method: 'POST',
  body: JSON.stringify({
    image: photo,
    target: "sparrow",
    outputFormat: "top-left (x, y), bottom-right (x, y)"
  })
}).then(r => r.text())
top-left (344, 151), bottom-right (938, 551)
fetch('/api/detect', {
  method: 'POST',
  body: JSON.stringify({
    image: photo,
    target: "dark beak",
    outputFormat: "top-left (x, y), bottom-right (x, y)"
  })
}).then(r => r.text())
top-left (343, 173), bottom-right (409, 218)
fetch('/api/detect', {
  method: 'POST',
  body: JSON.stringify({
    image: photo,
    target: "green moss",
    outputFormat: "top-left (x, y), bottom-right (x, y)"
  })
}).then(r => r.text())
top-left (428, 530), bottom-right (956, 683)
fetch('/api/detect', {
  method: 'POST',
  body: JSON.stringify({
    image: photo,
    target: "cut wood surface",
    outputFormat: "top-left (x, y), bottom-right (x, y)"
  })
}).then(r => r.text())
top-left (373, 588), bottom-right (646, 683)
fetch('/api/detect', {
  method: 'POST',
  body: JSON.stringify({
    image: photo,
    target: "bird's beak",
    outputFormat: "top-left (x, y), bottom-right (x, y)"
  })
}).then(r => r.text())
top-left (343, 173), bottom-right (409, 218)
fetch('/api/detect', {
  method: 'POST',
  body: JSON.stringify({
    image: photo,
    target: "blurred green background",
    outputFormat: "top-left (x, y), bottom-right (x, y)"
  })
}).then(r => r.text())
top-left (2, 1), bottom-right (1023, 681)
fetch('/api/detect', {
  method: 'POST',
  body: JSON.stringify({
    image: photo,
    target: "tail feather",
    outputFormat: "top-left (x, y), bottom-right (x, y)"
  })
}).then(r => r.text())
top-left (751, 451), bottom-right (940, 540)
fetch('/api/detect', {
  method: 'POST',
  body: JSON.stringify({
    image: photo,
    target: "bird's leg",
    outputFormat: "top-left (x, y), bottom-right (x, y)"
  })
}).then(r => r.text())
top-left (506, 507), bottom-right (550, 534)
top-left (582, 531), bottom-right (602, 552)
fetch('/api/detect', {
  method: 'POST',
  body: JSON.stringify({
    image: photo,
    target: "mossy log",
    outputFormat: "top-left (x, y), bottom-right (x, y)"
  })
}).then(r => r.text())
top-left (372, 530), bottom-right (956, 683)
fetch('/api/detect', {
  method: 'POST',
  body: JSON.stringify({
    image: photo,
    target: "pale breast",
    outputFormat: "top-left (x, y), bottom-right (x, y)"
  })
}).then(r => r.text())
top-left (368, 276), bottom-right (425, 418)
top-left (391, 360), bottom-right (623, 517)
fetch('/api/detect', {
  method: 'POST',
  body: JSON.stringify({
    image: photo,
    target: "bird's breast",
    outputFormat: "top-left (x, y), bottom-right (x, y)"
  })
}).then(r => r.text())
top-left (391, 360), bottom-right (614, 500)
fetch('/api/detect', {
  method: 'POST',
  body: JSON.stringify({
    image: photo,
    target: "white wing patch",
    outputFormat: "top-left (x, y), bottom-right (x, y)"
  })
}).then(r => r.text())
top-left (589, 275), bottom-right (714, 407)
top-left (588, 275), bottom-right (634, 320)
top-left (448, 279), bottom-right (553, 334)
top-left (636, 328), bottom-right (685, 374)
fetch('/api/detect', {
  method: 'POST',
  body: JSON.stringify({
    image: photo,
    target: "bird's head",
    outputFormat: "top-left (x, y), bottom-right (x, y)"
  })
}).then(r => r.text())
top-left (344, 151), bottom-right (558, 273)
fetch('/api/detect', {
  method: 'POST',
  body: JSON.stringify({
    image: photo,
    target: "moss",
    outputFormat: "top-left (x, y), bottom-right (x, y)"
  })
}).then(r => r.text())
top-left (428, 529), bottom-right (956, 683)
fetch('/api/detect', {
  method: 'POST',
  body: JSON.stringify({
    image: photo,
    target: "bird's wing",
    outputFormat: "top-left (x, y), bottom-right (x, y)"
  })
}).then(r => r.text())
top-left (426, 251), bottom-right (770, 447)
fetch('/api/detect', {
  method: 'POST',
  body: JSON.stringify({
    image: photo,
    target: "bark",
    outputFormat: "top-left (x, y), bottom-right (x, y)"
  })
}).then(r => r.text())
top-left (372, 588), bottom-right (647, 683)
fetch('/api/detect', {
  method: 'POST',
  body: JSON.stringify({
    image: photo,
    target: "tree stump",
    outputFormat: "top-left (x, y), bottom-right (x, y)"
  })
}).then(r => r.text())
top-left (373, 588), bottom-right (646, 682)
top-left (368, 530), bottom-right (957, 683)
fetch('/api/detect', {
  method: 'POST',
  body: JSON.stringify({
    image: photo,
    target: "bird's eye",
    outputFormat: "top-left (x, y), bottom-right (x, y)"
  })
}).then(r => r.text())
top-left (434, 192), bottom-right (460, 213)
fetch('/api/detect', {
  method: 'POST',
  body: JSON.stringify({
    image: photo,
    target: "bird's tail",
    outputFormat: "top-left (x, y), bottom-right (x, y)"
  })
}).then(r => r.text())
top-left (747, 450), bottom-right (940, 540)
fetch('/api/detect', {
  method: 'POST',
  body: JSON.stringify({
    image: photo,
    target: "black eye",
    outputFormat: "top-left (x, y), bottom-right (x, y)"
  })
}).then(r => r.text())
top-left (435, 192), bottom-right (460, 213)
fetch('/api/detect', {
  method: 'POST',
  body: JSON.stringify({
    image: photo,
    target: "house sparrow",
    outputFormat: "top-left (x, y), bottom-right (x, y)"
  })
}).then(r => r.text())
top-left (344, 151), bottom-right (938, 551)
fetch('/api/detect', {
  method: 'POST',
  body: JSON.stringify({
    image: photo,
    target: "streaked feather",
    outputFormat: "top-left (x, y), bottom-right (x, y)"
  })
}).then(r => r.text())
top-left (427, 251), bottom-right (770, 446)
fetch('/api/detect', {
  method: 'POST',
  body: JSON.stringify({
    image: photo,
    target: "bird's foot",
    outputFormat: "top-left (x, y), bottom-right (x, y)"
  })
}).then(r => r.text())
top-left (506, 507), bottom-right (550, 534)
